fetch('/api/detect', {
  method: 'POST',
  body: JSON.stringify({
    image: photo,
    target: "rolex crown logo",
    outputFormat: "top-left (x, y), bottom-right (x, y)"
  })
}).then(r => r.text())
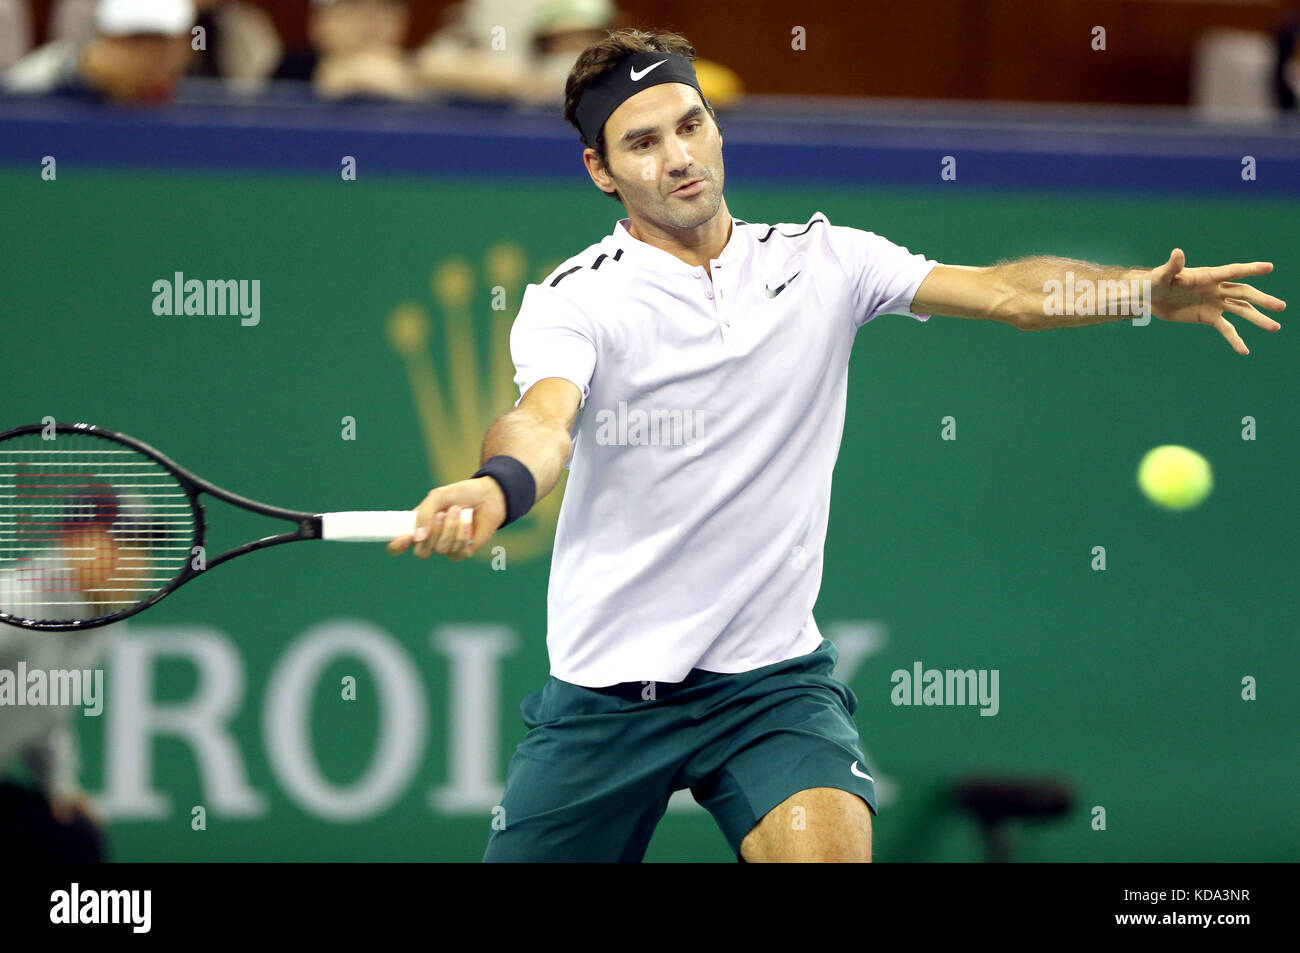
top-left (387, 242), bottom-right (567, 562)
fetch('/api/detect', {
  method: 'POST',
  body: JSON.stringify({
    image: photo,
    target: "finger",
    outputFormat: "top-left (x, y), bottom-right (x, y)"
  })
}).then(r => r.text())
top-left (410, 490), bottom-right (444, 557)
top-left (448, 508), bottom-right (476, 561)
top-left (459, 511), bottom-right (497, 561)
top-left (387, 535), bottom-right (413, 556)
top-left (1213, 315), bottom-right (1248, 355)
top-left (1209, 261), bottom-right (1272, 282)
top-left (451, 507), bottom-right (474, 559)
top-left (1220, 282), bottom-right (1287, 314)
top-left (416, 510), bottom-right (446, 559)
top-left (444, 505), bottom-right (471, 557)
top-left (1155, 248), bottom-right (1185, 280)
top-left (431, 505), bottom-right (456, 555)
top-left (436, 505), bottom-right (466, 555)
top-left (1223, 297), bottom-right (1282, 331)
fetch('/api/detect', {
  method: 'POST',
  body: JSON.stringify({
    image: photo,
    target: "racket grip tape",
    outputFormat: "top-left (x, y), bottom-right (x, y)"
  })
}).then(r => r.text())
top-left (320, 509), bottom-right (473, 543)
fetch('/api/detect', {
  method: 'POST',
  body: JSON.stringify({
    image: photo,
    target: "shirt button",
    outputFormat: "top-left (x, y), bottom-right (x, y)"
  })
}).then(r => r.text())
top-left (706, 289), bottom-right (714, 299)
top-left (693, 267), bottom-right (704, 278)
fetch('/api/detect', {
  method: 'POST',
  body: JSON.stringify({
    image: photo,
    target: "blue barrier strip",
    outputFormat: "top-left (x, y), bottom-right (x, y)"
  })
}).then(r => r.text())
top-left (1, 95), bottom-right (1298, 193)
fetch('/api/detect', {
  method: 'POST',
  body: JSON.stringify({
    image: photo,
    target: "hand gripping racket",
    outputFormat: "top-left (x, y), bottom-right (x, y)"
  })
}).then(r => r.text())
top-left (0, 422), bottom-right (467, 631)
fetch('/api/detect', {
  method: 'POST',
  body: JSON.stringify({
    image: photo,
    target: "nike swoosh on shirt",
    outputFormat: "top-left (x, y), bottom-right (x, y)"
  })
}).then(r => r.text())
top-left (630, 59), bottom-right (668, 81)
top-left (850, 761), bottom-right (874, 781)
top-left (765, 270), bottom-right (801, 298)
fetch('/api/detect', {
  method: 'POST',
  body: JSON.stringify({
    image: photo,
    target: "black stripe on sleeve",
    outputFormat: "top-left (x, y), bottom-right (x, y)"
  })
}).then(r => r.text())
top-left (756, 216), bottom-right (826, 243)
top-left (550, 248), bottom-right (625, 286)
top-left (550, 266), bottom-right (583, 287)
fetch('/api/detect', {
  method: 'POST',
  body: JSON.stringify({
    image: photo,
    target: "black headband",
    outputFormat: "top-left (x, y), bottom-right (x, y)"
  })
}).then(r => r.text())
top-left (574, 51), bottom-right (704, 147)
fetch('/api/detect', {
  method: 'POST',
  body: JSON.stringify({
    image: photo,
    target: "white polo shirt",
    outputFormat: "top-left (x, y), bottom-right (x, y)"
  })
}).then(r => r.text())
top-left (511, 211), bottom-right (937, 686)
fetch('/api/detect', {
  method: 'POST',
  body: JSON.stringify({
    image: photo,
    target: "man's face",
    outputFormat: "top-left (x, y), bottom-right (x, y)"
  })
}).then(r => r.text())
top-left (87, 34), bottom-right (190, 103)
top-left (592, 83), bottom-right (725, 230)
top-left (61, 526), bottom-right (120, 596)
top-left (62, 526), bottom-right (155, 610)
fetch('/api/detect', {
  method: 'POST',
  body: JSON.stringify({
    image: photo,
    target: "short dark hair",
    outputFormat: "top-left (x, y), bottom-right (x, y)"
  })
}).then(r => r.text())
top-left (563, 28), bottom-right (721, 204)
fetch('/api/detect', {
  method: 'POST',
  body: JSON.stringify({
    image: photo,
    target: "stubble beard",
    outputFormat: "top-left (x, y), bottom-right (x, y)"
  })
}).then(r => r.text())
top-left (641, 169), bottom-right (725, 231)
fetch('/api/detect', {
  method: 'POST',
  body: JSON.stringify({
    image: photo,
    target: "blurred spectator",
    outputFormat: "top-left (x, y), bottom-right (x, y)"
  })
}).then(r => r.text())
top-left (416, 0), bottom-right (743, 108)
top-left (0, 552), bottom-right (114, 862)
top-left (0, 497), bottom-right (163, 861)
top-left (0, 0), bottom-right (34, 72)
top-left (190, 0), bottom-right (283, 93)
top-left (4, 0), bottom-right (195, 104)
top-left (45, 0), bottom-right (278, 92)
top-left (416, 0), bottom-right (568, 101)
top-left (275, 0), bottom-right (419, 101)
top-left (535, 0), bottom-right (616, 56)
top-left (0, 626), bottom-right (110, 861)
top-left (48, 0), bottom-right (98, 48)
top-left (1275, 8), bottom-right (1300, 110)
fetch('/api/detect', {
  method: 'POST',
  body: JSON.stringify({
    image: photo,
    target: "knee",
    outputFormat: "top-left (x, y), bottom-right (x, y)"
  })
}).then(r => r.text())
top-left (740, 787), bottom-right (872, 862)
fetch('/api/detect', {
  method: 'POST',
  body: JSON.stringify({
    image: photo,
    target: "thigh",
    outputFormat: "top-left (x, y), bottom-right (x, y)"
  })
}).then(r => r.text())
top-left (740, 786), bottom-right (872, 862)
top-left (482, 680), bottom-right (680, 863)
top-left (687, 663), bottom-right (878, 860)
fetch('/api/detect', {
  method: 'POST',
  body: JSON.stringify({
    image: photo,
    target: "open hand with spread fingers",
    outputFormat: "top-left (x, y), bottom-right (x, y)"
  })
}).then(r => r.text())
top-left (1148, 249), bottom-right (1286, 355)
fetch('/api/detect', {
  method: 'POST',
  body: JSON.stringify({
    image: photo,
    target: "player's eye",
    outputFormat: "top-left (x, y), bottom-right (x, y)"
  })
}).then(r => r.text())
top-left (634, 139), bottom-right (655, 151)
top-left (682, 122), bottom-right (701, 133)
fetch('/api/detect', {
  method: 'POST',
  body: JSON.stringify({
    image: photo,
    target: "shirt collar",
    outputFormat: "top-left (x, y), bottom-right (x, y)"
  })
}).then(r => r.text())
top-left (610, 215), bottom-right (747, 276)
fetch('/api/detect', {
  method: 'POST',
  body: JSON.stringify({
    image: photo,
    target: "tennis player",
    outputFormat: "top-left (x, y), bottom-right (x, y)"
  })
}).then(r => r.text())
top-left (388, 29), bottom-right (1284, 862)
top-left (0, 493), bottom-right (159, 861)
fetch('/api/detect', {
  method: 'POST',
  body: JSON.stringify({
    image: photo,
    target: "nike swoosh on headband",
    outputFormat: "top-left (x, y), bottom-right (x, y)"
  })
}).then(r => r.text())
top-left (630, 59), bottom-right (668, 81)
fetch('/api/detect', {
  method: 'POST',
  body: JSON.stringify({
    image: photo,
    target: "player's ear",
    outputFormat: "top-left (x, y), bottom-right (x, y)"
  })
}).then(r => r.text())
top-left (585, 150), bottom-right (619, 196)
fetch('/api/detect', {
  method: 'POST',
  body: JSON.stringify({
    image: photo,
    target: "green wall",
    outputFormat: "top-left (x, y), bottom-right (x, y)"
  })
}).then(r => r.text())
top-left (2, 168), bottom-right (1296, 861)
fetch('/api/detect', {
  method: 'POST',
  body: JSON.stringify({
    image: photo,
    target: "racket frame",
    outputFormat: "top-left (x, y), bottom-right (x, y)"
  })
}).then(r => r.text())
top-left (0, 422), bottom-right (328, 631)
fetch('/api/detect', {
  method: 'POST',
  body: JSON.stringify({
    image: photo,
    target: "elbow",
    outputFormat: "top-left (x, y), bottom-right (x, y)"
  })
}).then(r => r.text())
top-left (547, 423), bottom-right (573, 471)
top-left (555, 426), bottom-right (573, 463)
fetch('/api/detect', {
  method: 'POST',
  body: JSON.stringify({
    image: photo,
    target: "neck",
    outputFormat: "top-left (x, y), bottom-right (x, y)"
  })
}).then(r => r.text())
top-left (626, 199), bottom-right (732, 269)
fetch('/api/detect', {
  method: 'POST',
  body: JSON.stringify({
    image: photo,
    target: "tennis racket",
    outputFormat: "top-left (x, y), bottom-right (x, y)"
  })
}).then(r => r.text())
top-left (0, 422), bottom-right (466, 631)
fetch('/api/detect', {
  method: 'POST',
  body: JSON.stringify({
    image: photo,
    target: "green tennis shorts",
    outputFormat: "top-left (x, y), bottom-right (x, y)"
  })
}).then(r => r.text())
top-left (482, 638), bottom-right (877, 862)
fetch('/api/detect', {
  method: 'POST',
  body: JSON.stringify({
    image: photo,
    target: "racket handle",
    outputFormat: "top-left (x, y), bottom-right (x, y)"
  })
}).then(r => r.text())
top-left (319, 509), bottom-right (473, 543)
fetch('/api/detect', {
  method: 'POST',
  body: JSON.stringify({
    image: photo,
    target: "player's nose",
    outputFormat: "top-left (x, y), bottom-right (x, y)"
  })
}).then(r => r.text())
top-left (662, 135), bottom-right (693, 176)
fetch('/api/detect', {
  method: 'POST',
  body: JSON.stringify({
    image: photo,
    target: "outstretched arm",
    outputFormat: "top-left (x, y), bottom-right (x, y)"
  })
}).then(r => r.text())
top-left (911, 250), bottom-right (1285, 354)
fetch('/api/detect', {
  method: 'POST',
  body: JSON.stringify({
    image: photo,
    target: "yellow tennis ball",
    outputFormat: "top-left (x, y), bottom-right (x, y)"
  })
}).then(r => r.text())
top-left (1137, 445), bottom-right (1213, 510)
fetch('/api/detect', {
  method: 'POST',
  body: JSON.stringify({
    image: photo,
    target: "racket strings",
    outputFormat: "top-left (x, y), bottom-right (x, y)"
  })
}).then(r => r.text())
top-left (0, 432), bottom-right (196, 623)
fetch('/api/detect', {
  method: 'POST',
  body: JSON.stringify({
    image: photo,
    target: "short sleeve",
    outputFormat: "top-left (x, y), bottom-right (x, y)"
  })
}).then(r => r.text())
top-left (510, 283), bottom-right (598, 412)
top-left (824, 218), bottom-right (938, 328)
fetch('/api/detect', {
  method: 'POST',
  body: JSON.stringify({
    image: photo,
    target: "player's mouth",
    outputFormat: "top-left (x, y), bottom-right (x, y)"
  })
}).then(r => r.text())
top-left (671, 179), bottom-right (705, 197)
